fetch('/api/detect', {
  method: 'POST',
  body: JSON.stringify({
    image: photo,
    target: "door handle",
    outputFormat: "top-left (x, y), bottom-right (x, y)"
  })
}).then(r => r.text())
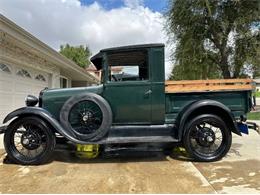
top-left (144, 90), bottom-right (152, 95)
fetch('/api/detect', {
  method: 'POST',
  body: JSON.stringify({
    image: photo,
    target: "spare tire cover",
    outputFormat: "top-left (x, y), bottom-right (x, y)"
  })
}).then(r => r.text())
top-left (60, 93), bottom-right (112, 141)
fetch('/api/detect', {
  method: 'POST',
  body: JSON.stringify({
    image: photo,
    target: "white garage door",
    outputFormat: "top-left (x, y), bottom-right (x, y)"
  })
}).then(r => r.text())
top-left (0, 63), bottom-right (50, 123)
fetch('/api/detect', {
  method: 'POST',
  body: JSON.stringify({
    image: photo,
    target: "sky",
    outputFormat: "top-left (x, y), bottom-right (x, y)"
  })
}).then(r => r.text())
top-left (80, 0), bottom-right (168, 12)
top-left (0, 0), bottom-right (172, 77)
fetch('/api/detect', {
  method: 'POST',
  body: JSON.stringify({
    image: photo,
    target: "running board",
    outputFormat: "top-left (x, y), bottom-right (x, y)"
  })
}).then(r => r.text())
top-left (99, 136), bottom-right (178, 144)
top-left (63, 124), bottom-right (178, 145)
top-left (108, 124), bottom-right (176, 137)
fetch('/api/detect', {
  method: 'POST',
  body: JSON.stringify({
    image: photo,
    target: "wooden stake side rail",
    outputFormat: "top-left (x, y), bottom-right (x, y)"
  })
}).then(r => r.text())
top-left (165, 79), bottom-right (254, 93)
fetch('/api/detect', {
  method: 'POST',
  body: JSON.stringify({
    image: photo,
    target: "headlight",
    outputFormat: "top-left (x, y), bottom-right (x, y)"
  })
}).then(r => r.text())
top-left (25, 95), bottom-right (38, 107)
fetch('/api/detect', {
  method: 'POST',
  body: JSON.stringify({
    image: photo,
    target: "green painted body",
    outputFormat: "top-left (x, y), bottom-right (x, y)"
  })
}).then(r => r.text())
top-left (165, 91), bottom-right (250, 124)
top-left (41, 44), bottom-right (251, 126)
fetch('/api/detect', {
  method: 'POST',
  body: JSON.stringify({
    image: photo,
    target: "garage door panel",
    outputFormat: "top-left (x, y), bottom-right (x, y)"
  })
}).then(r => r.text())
top-left (14, 94), bottom-right (28, 106)
top-left (32, 84), bottom-right (47, 91)
top-left (0, 93), bottom-right (13, 121)
top-left (0, 76), bottom-right (13, 92)
top-left (0, 65), bottom-right (51, 123)
top-left (0, 94), bottom-right (13, 108)
top-left (0, 110), bottom-right (10, 122)
top-left (31, 91), bottom-right (41, 96)
top-left (14, 81), bottom-right (33, 94)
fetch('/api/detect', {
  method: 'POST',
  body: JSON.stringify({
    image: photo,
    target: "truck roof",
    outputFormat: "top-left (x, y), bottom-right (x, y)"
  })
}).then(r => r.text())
top-left (90, 43), bottom-right (164, 70)
top-left (100, 43), bottom-right (164, 52)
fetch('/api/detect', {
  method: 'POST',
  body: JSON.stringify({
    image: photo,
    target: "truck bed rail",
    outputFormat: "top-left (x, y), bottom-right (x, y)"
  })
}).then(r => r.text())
top-left (165, 79), bottom-right (254, 93)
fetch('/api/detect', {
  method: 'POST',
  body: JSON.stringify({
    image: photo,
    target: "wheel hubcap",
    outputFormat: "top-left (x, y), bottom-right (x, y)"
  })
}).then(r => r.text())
top-left (197, 127), bottom-right (216, 147)
top-left (82, 112), bottom-right (93, 123)
top-left (190, 120), bottom-right (224, 156)
top-left (12, 123), bottom-right (47, 159)
top-left (69, 100), bottom-right (103, 135)
top-left (22, 138), bottom-right (29, 145)
top-left (207, 136), bottom-right (213, 142)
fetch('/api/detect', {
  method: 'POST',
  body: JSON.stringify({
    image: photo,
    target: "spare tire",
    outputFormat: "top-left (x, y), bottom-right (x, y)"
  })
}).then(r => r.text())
top-left (60, 93), bottom-right (112, 141)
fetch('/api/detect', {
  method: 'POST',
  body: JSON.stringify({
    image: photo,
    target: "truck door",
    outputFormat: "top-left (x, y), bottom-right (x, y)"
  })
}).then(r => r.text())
top-left (103, 50), bottom-right (152, 124)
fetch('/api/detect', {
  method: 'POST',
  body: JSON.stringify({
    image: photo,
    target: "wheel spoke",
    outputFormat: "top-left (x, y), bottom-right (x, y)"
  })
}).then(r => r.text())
top-left (68, 100), bottom-right (103, 135)
top-left (189, 119), bottom-right (226, 157)
top-left (11, 122), bottom-right (48, 160)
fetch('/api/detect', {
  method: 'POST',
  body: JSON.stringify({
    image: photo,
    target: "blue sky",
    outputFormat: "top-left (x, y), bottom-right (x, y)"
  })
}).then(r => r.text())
top-left (80, 0), bottom-right (168, 12)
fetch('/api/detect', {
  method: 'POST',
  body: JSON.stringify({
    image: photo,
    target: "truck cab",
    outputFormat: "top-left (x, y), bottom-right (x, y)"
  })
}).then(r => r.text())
top-left (91, 44), bottom-right (165, 125)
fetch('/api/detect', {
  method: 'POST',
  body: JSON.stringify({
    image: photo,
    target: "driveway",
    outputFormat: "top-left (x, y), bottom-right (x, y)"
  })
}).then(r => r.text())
top-left (0, 125), bottom-right (259, 194)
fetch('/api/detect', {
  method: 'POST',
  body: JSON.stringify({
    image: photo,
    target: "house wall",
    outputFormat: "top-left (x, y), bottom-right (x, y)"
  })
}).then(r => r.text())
top-left (1, 31), bottom-right (61, 88)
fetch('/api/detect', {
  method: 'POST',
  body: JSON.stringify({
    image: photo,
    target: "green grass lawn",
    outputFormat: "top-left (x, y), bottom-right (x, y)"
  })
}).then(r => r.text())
top-left (247, 112), bottom-right (260, 120)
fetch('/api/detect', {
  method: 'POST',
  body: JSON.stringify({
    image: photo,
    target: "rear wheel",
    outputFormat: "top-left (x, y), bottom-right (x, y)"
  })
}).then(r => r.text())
top-left (4, 116), bottom-right (56, 165)
top-left (183, 114), bottom-right (232, 162)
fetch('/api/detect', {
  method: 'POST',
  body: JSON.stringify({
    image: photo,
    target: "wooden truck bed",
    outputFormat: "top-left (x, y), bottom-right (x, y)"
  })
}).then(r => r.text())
top-left (165, 79), bottom-right (254, 93)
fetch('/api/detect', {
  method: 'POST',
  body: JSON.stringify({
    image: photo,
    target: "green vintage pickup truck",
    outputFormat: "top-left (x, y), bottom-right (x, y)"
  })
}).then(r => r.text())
top-left (0, 43), bottom-right (258, 165)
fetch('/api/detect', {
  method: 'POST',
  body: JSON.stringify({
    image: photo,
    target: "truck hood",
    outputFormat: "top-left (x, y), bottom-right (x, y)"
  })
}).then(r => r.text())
top-left (40, 85), bottom-right (103, 120)
top-left (42, 84), bottom-right (103, 97)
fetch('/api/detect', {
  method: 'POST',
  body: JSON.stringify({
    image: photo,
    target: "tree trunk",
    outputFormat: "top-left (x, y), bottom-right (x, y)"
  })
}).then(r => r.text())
top-left (220, 55), bottom-right (231, 79)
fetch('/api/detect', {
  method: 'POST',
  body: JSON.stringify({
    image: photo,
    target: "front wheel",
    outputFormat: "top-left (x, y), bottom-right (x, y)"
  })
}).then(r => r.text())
top-left (4, 116), bottom-right (56, 165)
top-left (183, 114), bottom-right (232, 162)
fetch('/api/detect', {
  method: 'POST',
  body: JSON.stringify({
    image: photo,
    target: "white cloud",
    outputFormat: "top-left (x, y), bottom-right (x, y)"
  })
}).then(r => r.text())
top-left (0, 0), bottom-right (172, 77)
top-left (123, 0), bottom-right (144, 8)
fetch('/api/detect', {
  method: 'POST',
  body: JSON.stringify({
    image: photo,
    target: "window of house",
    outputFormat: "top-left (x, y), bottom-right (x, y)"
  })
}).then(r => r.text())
top-left (0, 64), bottom-right (11, 74)
top-left (60, 77), bottom-right (68, 88)
top-left (107, 50), bottom-right (148, 82)
top-left (16, 69), bottom-right (31, 78)
top-left (35, 74), bottom-right (46, 82)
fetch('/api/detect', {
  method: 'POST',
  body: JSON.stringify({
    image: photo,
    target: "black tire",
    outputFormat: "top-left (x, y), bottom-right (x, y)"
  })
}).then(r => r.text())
top-left (4, 116), bottom-right (56, 165)
top-left (183, 114), bottom-right (232, 162)
top-left (60, 93), bottom-right (112, 141)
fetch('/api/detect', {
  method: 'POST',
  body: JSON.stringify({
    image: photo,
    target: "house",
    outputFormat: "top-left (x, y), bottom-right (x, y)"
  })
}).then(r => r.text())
top-left (0, 14), bottom-right (99, 122)
top-left (86, 64), bottom-right (102, 80)
top-left (86, 64), bottom-right (123, 81)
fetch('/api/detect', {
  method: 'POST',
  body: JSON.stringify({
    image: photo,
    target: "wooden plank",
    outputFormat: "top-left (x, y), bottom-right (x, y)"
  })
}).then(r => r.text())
top-left (165, 79), bottom-right (254, 93)
top-left (165, 85), bottom-right (253, 93)
top-left (166, 79), bottom-right (253, 85)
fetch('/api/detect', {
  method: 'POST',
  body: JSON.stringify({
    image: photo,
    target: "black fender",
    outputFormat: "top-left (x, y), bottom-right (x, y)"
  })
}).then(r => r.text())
top-left (3, 107), bottom-right (97, 144)
top-left (177, 99), bottom-right (241, 139)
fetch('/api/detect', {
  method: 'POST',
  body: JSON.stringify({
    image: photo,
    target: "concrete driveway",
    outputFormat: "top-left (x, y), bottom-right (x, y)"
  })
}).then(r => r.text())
top-left (0, 125), bottom-right (260, 194)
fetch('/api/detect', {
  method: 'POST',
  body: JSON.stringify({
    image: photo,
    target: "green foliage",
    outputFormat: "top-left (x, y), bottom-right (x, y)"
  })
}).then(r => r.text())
top-left (256, 91), bottom-right (260, 97)
top-left (60, 44), bottom-right (91, 68)
top-left (247, 112), bottom-right (260, 120)
top-left (166, 0), bottom-right (260, 80)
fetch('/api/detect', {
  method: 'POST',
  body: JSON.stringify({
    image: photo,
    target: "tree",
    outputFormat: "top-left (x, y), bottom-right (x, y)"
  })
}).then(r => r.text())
top-left (59, 44), bottom-right (91, 68)
top-left (166, 0), bottom-right (260, 80)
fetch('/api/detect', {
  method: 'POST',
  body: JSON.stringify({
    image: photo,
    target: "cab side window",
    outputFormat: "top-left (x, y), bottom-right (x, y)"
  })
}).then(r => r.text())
top-left (107, 50), bottom-right (148, 82)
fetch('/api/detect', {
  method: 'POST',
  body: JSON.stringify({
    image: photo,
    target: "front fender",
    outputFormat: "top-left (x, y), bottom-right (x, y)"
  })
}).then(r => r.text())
top-left (4, 107), bottom-right (54, 124)
top-left (177, 99), bottom-right (241, 139)
top-left (3, 107), bottom-right (92, 144)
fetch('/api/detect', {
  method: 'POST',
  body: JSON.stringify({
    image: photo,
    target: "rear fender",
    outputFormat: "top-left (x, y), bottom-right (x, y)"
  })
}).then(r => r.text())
top-left (177, 100), bottom-right (241, 140)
